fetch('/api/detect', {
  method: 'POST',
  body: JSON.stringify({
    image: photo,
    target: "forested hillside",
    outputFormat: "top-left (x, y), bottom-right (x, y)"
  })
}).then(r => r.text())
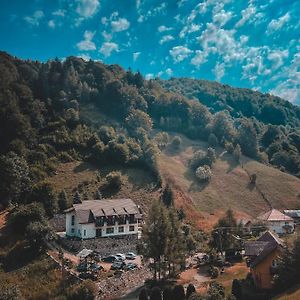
top-left (1, 51), bottom-right (300, 213)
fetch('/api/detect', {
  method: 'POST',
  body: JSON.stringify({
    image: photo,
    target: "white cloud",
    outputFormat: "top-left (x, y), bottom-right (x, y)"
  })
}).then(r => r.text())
top-left (166, 68), bottom-right (173, 76)
top-left (191, 50), bottom-right (207, 67)
top-left (78, 53), bottom-right (91, 61)
top-left (235, 3), bottom-right (256, 28)
top-left (102, 30), bottom-right (112, 41)
top-left (268, 49), bottom-right (289, 70)
top-left (24, 10), bottom-right (44, 26)
top-left (99, 42), bottom-right (118, 57)
top-left (213, 9), bottom-right (233, 27)
top-left (159, 35), bottom-right (174, 45)
top-left (76, 0), bottom-right (100, 18)
top-left (270, 52), bottom-right (300, 103)
top-left (48, 20), bottom-right (56, 29)
top-left (145, 73), bottom-right (154, 80)
top-left (179, 23), bottom-right (201, 38)
top-left (76, 30), bottom-right (96, 51)
top-left (170, 46), bottom-right (193, 63)
top-left (133, 52), bottom-right (141, 61)
top-left (111, 17), bottom-right (130, 32)
top-left (267, 12), bottom-right (290, 34)
top-left (213, 62), bottom-right (225, 81)
top-left (52, 9), bottom-right (65, 17)
top-left (158, 25), bottom-right (172, 32)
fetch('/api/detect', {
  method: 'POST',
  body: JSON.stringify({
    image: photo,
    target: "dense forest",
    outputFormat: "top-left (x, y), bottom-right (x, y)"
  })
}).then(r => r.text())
top-left (1, 51), bottom-right (300, 212)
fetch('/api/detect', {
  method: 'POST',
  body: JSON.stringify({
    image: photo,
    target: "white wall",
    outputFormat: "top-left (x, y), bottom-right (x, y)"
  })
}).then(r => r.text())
top-left (268, 221), bottom-right (294, 234)
top-left (66, 212), bottom-right (139, 239)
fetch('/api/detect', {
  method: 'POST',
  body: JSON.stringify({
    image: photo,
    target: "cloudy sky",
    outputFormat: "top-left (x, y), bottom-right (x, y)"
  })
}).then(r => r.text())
top-left (0, 0), bottom-right (299, 104)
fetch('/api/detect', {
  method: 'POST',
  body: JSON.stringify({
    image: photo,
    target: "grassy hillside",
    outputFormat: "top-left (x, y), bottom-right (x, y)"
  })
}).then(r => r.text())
top-left (46, 161), bottom-right (160, 213)
top-left (158, 133), bottom-right (300, 229)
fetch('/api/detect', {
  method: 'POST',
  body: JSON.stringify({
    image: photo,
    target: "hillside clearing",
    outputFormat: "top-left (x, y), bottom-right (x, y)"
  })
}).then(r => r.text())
top-left (158, 133), bottom-right (300, 229)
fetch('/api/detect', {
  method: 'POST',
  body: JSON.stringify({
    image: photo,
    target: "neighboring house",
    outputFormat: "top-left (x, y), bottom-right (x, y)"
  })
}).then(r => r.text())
top-left (283, 210), bottom-right (300, 224)
top-left (244, 231), bottom-right (284, 289)
top-left (65, 199), bottom-right (142, 239)
top-left (238, 219), bottom-right (252, 232)
top-left (257, 208), bottom-right (294, 235)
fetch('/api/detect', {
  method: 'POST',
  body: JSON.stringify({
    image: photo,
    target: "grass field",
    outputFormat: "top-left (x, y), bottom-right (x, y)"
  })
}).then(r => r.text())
top-left (158, 133), bottom-right (300, 229)
top-left (46, 161), bottom-right (160, 212)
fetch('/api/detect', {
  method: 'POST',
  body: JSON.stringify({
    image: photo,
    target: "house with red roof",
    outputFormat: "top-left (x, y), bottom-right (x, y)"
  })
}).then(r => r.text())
top-left (257, 208), bottom-right (294, 235)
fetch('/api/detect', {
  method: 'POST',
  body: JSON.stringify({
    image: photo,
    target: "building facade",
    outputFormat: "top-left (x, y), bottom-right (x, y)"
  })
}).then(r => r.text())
top-left (65, 199), bottom-right (142, 239)
top-left (245, 231), bottom-right (284, 289)
top-left (257, 208), bottom-right (294, 235)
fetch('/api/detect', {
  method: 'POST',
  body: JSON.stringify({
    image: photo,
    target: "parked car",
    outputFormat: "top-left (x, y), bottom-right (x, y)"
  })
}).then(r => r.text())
top-left (102, 255), bottom-right (118, 263)
top-left (124, 262), bottom-right (137, 271)
top-left (77, 262), bottom-right (88, 272)
top-left (90, 262), bottom-right (104, 272)
top-left (126, 252), bottom-right (137, 260)
top-left (111, 261), bottom-right (126, 270)
top-left (115, 253), bottom-right (126, 260)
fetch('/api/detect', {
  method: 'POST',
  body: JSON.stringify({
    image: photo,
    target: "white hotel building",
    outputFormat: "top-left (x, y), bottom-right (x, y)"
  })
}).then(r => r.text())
top-left (65, 199), bottom-right (142, 239)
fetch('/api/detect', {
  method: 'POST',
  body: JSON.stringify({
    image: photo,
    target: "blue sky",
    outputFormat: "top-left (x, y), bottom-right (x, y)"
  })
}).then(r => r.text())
top-left (0, 0), bottom-right (299, 104)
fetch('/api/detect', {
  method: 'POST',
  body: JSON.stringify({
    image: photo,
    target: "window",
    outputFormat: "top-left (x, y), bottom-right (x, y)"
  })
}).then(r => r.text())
top-left (71, 215), bottom-right (75, 226)
top-left (106, 228), bottom-right (114, 234)
top-left (84, 229), bottom-right (86, 236)
top-left (129, 225), bottom-right (135, 232)
top-left (78, 229), bottom-right (81, 235)
top-left (71, 228), bottom-right (74, 233)
top-left (118, 227), bottom-right (124, 233)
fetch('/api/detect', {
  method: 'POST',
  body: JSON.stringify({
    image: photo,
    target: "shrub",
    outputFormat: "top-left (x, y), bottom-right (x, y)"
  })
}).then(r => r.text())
top-left (186, 284), bottom-right (196, 299)
top-left (225, 142), bottom-right (234, 154)
top-left (189, 150), bottom-right (207, 170)
top-left (150, 287), bottom-right (162, 300)
top-left (105, 171), bottom-right (122, 190)
top-left (233, 144), bottom-right (241, 162)
top-left (172, 285), bottom-right (185, 300)
top-left (171, 136), bottom-right (182, 149)
top-left (195, 165), bottom-right (212, 182)
top-left (209, 266), bottom-right (220, 279)
top-left (139, 288), bottom-right (149, 300)
top-left (208, 133), bottom-right (218, 147)
top-left (232, 279), bottom-right (242, 300)
top-left (206, 147), bottom-right (216, 165)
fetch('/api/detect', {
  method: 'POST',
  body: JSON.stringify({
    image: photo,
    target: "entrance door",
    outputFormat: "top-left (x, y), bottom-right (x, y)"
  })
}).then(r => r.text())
top-left (96, 229), bottom-right (102, 237)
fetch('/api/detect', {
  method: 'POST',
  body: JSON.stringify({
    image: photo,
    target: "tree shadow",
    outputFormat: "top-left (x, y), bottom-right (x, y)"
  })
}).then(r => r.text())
top-left (219, 151), bottom-right (239, 173)
top-left (163, 144), bottom-right (184, 157)
top-left (246, 182), bottom-right (255, 191)
top-left (184, 167), bottom-right (210, 192)
top-left (73, 162), bottom-right (96, 173)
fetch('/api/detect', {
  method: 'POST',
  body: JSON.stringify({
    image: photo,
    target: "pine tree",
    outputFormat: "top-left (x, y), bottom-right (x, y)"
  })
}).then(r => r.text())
top-left (161, 184), bottom-right (174, 207)
top-left (141, 201), bottom-right (171, 280)
top-left (58, 189), bottom-right (68, 211)
top-left (73, 191), bottom-right (82, 204)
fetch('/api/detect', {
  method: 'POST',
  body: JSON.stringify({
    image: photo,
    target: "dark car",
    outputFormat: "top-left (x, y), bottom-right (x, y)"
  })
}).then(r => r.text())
top-left (124, 262), bottom-right (137, 271)
top-left (102, 255), bottom-right (118, 263)
top-left (77, 262), bottom-right (88, 272)
top-left (111, 261), bottom-right (126, 270)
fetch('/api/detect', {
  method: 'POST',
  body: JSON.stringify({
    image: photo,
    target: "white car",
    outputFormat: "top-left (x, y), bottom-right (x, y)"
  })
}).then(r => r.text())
top-left (126, 252), bottom-right (137, 260)
top-left (115, 253), bottom-right (126, 260)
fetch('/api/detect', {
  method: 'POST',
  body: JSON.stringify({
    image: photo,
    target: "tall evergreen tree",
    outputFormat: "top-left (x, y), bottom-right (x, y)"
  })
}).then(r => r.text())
top-left (58, 189), bottom-right (68, 211)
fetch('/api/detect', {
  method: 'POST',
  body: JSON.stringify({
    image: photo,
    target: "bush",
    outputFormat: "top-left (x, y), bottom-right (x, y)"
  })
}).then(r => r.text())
top-left (171, 136), bottom-right (182, 149)
top-left (139, 288), bottom-right (149, 300)
top-left (206, 147), bottom-right (216, 165)
top-left (186, 284), bottom-right (196, 299)
top-left (225, 142), bottom-right (234, 154)
top-left (208, 133), bottom-right (218, 147)
top-left (150, 286), bottom-right (162, 300)
top-left (195, 165), bottom-right (212, 182)
top-left (172, 285), bottom-right (185, 300)
top-left (232, 279), bottom-right (242, 300)
top-left (105, 171), bottom-right (122, 190)
top-left (233, 144), bottom-right (241, 162)
top-left (209, 266), bottom-right (220, 279)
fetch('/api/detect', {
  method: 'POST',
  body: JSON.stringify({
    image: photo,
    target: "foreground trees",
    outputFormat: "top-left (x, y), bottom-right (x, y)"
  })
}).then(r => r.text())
top-left (141, 201), bottom-right (186, 279)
